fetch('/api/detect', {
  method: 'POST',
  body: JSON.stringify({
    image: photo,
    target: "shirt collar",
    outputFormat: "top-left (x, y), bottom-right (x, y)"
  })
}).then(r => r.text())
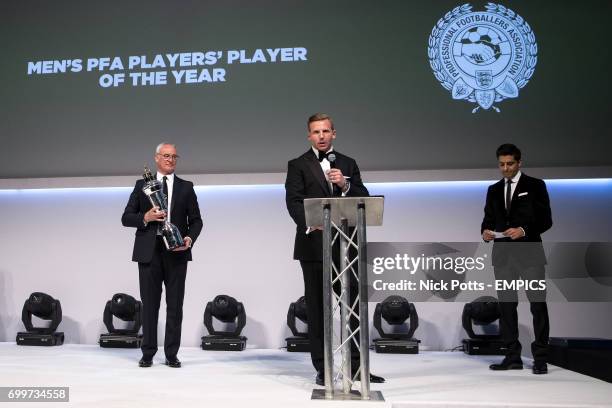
top-left (156, 172), bottom-right (175, 183)
top-left (507, 170), bottom-right (522, 184)
top-left (311, 146), bottom-right (334, 159)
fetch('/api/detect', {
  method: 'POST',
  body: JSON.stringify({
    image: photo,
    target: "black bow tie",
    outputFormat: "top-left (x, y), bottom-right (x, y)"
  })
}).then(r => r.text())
top-left (317, 151), bottom-right (331, 162)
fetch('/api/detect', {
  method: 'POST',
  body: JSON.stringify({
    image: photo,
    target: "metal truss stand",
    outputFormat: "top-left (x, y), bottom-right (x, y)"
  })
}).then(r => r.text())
top-left (304, 197), bottom-right (385, 402)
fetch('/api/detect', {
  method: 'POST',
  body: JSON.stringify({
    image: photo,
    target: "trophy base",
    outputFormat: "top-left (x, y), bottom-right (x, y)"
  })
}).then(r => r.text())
top-left (162, 235), bottom-right (184, 251)
top-left (161, 222), bottom-right (184, 250)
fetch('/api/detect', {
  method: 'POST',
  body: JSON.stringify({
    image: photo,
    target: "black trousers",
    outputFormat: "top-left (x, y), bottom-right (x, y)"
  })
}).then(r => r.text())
top-left (300, 260), bottom-right (361, 375)
top-left (494, 263), bottom-right (550, 362)
top-left (138, 237), bottom-right (187, 359)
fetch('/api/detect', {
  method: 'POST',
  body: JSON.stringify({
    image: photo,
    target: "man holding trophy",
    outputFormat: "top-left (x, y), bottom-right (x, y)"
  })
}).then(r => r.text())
top-left (121, 143), bottom-right (203, 368)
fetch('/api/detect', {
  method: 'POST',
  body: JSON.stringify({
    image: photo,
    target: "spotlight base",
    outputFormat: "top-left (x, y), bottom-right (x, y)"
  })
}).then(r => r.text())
top-left (373, 338), bottom-right (420, 354)
top-left (99, 333), bottom-right (143, 348)
top-left (201, 335), bottom-right (247, 351)
top-left (285, 336), bottom-right (310, 352)
top-left (16, 332), bottom-right (64, 346)
top-left (462, 338), bottom-right (507, 355)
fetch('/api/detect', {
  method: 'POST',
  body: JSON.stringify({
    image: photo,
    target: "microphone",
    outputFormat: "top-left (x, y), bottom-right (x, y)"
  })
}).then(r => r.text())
top-left (327, 153), bottom-right (336, 169)
top-left (326, 153), bottom-right (338, 195)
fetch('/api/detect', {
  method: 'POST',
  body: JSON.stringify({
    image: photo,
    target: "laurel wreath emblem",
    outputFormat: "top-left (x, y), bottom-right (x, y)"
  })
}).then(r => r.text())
top-left (428, 3), bottom-right (538, 112)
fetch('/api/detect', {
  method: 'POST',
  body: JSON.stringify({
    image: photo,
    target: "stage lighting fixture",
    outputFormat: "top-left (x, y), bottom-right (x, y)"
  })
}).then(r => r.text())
top-left (372, 295), bottom-right (420, 354)
top-left (99, 293), bottom-right (143, 348)
top-left (16, 292), bottom-right (64, 346)
top-left (201, 295), bottom-right (247, 351)
top-left (285, 296), bottom-right (310, 352)
top-left (461, 296), bottom-right (506, 355)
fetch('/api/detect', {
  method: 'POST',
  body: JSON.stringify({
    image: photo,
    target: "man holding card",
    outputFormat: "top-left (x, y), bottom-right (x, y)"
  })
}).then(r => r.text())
top-left (481, 143), bottom-right (553, 375)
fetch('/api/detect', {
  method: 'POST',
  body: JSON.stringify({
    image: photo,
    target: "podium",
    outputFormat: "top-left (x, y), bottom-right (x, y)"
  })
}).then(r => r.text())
top-left (304, 196), bottom-right (384, 401)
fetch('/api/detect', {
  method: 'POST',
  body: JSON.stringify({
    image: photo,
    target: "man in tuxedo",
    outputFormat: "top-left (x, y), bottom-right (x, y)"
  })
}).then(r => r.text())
top-left (481, 143), bottom-right (552, 374)
top-left (121, 143), bottom-right (203, 368)
top-left (285, 113), bottom-right (384, 385)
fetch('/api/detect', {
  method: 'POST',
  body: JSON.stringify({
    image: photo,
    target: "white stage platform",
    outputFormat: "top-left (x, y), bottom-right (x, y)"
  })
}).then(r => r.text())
top-left (0, 343), bottom-right (610, 408)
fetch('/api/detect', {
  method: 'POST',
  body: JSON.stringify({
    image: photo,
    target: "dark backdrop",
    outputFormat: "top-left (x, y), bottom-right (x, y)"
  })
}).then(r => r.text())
top-left (1, 0), bottom-right (610, 178)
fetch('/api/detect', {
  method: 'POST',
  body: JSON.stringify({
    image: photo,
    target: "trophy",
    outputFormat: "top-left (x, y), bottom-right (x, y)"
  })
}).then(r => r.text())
top-left (142, 166), bottom-right (185, 250)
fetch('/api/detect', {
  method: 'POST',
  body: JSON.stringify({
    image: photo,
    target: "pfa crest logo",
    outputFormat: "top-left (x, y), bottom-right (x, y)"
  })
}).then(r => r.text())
top-left (428, 3), bottom-right (537, 113)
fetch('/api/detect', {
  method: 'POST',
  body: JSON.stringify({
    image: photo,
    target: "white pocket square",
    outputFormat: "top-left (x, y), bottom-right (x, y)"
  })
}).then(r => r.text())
top-left (518, 192), bottom-right (528, 197)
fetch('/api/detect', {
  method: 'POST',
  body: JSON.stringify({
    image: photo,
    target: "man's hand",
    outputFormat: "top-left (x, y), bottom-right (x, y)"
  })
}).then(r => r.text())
top-left (306, 226), bottom-right (324, 234)
top-left (172, 236), bottom-right (192, 252)
top-left (482, 229), bottom-right (496, 242)
top-left (144, 206), bottom-right (166, 223)
top-left (327, 168), bottom-right (347, 189)
top-left (503, 227), bottom-right (525, 240)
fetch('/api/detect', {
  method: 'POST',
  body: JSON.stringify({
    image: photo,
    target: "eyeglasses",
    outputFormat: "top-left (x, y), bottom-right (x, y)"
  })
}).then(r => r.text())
top-left (157, 153), bottom-right (180, 161)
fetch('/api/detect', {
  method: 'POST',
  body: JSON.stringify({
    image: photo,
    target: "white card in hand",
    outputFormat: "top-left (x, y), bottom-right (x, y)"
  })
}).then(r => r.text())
top-left (493, 231), bottom-right (506, 239)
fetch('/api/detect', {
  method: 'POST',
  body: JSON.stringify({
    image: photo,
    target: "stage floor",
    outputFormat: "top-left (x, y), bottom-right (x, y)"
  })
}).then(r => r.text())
top-left (0, 343), bottom-right (610, 408)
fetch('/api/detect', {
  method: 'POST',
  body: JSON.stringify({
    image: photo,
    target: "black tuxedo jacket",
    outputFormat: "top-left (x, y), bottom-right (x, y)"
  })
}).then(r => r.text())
top-left (285, 149), bottom-right (369, 261)
top-left (121, 175), bottom-right (203, 263)
top-left (481, 173), bottom-right (552, 266)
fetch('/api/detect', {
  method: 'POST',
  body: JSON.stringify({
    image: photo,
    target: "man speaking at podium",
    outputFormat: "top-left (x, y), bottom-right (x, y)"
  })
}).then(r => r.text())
top-left (122, 143), bottom-right (203, 368)
top-left (285, 113), bottom-right (384, 385)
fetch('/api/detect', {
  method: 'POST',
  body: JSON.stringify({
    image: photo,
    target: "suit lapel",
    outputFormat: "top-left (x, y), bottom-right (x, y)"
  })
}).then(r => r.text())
top-left (304, 150), bottom-right (331, 196)
top-left (509, 173), bottom-right (526, 212)
top-left (171, 176), bottom-right (181, 216)
top-left (495, 179), bottom-right (506, 213)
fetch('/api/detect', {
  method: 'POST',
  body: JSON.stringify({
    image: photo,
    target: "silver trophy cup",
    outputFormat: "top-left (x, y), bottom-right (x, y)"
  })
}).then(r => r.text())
top-left (142, 166), bottom-right (184, 250)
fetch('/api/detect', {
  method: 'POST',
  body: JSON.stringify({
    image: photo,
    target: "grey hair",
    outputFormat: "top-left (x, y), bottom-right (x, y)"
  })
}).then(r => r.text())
top-left (155, 142), bottom-right (176, 154)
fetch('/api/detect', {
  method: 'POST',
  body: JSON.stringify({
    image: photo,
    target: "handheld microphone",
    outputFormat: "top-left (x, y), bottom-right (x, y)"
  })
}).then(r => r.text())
top-left (327, 153), bottom-right (337, 169)
top-left (326, 153), bottom-right (338, 195)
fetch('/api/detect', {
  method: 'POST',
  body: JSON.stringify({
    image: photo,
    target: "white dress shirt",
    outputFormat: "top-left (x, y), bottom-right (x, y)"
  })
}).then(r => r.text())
top-left (157, 172), bottom-right (175, 222)
top-left (306, 147), bottom-right (351, 234)
top-left (311, 147), bottom-right (350, 195)
top-left (313, 147), bottom-right (333, 189)
top-left (505, 170), bottom-right (521, 210)
top-left (504, 170), bottom-right (526, 237)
